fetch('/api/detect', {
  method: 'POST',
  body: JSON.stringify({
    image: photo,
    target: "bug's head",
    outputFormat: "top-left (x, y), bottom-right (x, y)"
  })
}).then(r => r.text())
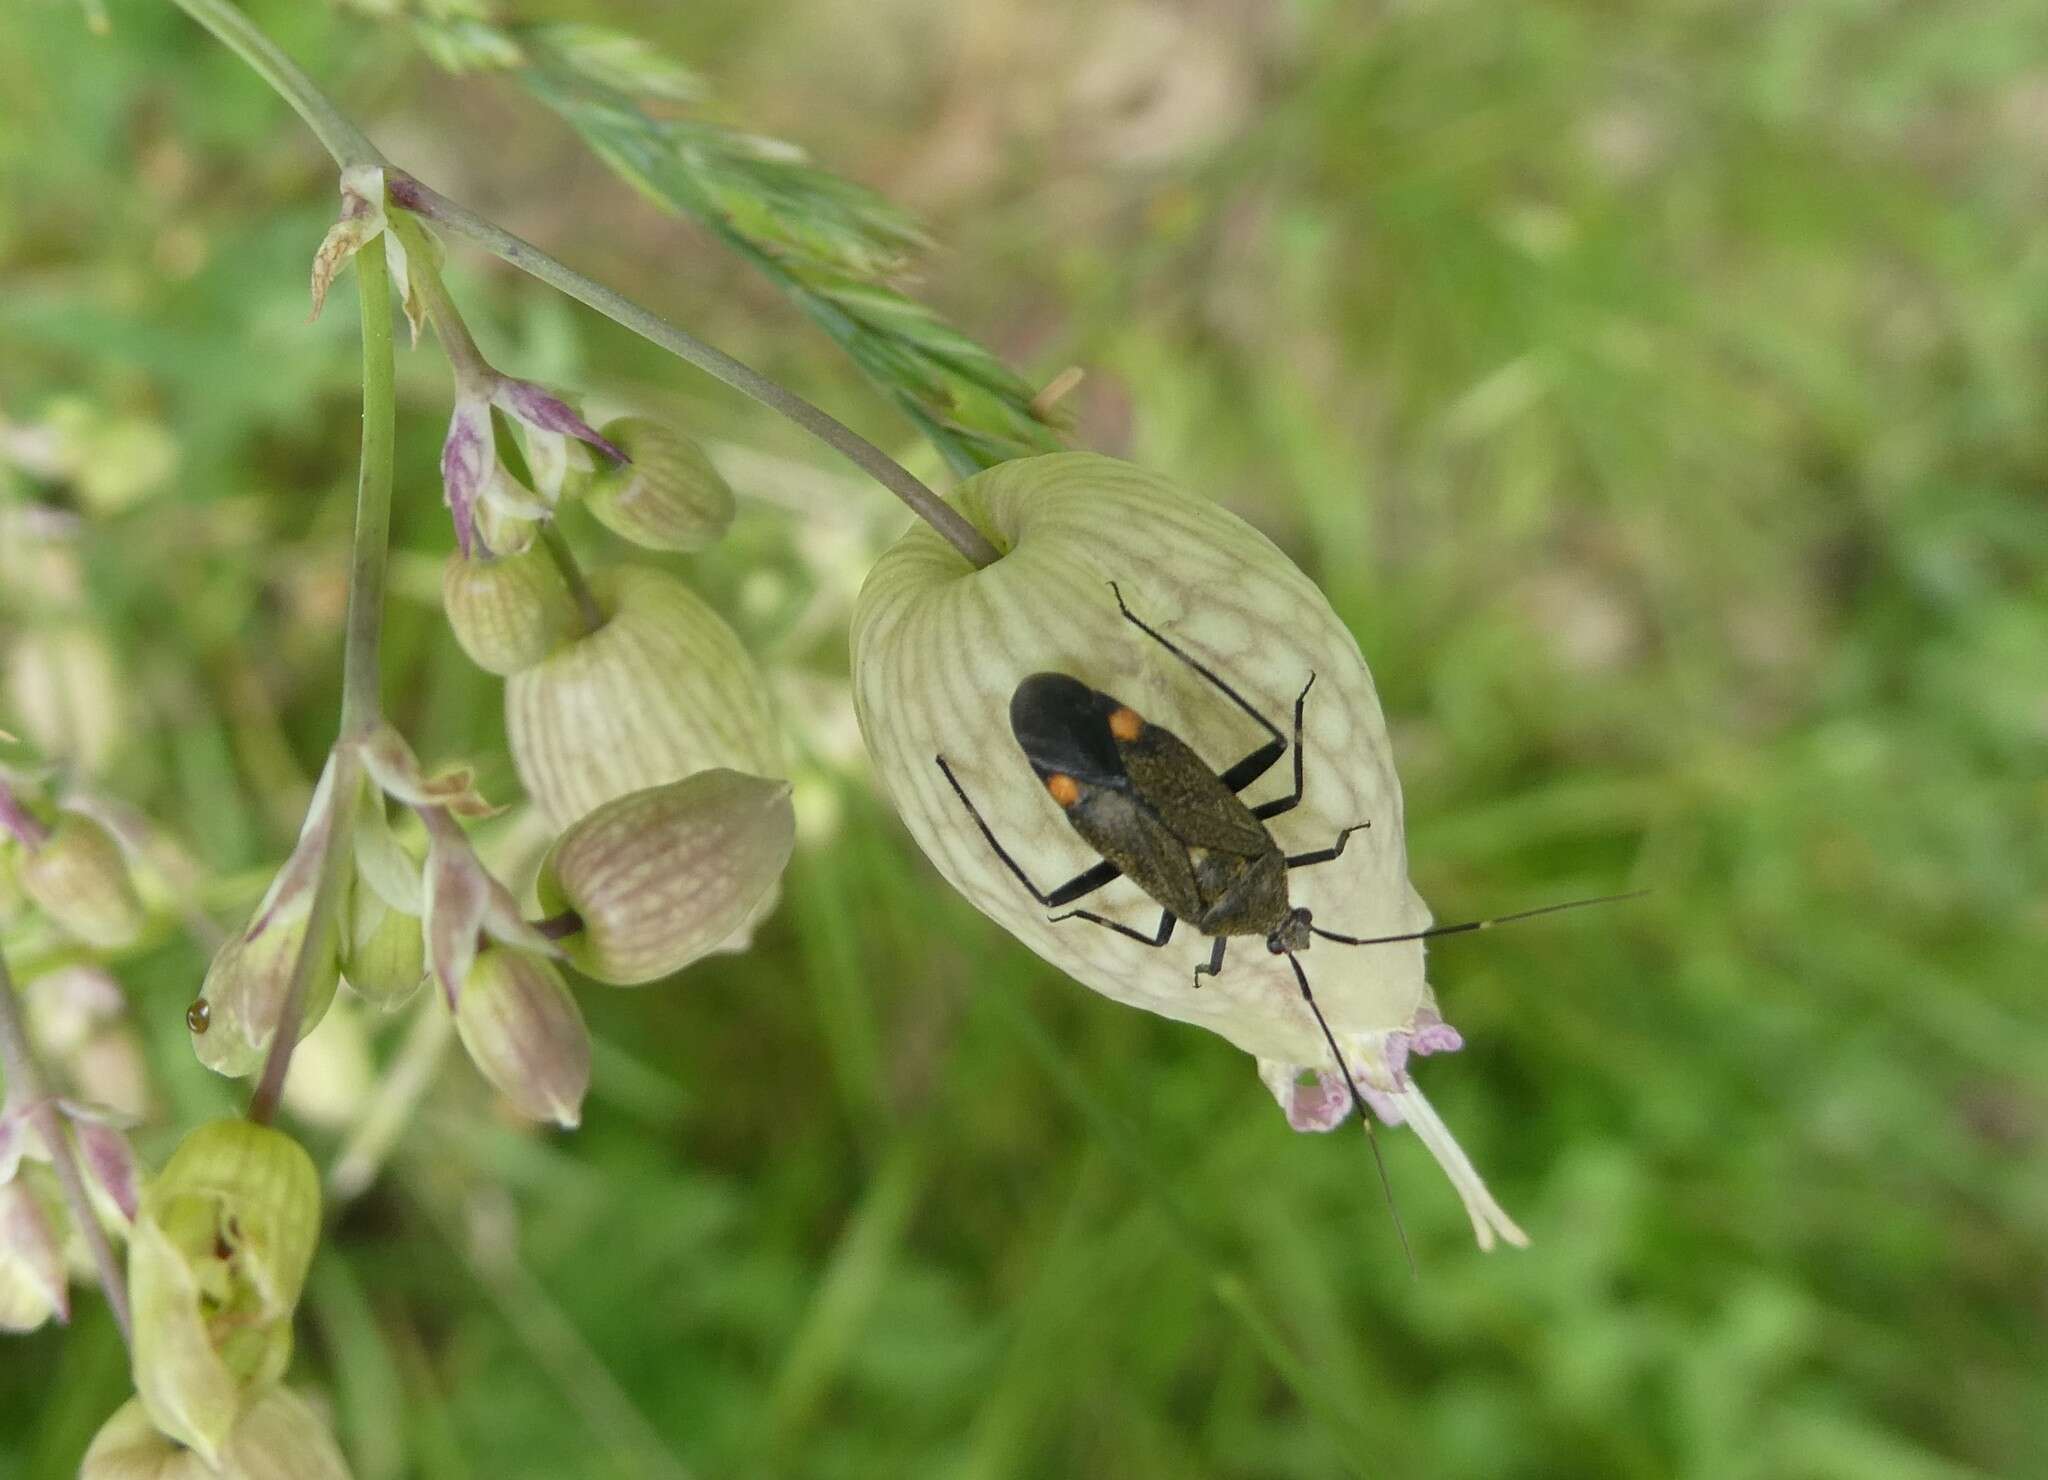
top-left (1266, 907), bottom-right (1314, 956)
top-left (1010, 673), bottom-right (1127, 790)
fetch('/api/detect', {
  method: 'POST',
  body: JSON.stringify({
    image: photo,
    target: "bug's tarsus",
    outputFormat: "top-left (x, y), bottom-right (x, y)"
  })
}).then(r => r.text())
top-left (1048, 905), bottom-right (1176, 950)
top-left (1247, 672), bottom-right (1318, 817)
top-left (936, 754), bottom-right (1122, 908)
top-left (1285, 820), bottom-right (1371, 870)
top-left (1283, 950), bottom-right (1415, 1278)
top-left (1193, 936), bottom-right (1227, 989)
top-left (1106, 581), bottom-right (1297, 796)
top-left (1310, 889), bottom-right (1650, 949)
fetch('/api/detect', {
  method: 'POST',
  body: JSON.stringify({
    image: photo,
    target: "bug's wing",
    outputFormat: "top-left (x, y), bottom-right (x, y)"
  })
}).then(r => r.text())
top-left (1119, 725), bottom-right (1272, 858)
top-left (1066, 785), bottom-right (1206, 922)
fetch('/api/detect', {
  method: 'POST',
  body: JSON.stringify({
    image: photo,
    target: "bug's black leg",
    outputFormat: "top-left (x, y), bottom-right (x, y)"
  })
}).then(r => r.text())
top-left (1285, 821), bottom-right (1371, 870)
top-left (1048, 906), bottom-right (1177, 951)
top-left (1191, 936), bottom-right (1227, 989)
top-left (1108, 582), bottom-right (1296, 794)
top-left (936, 755), bottom-right (1123, 908)
top-left (1247, 672), bottom-right (1319, 816)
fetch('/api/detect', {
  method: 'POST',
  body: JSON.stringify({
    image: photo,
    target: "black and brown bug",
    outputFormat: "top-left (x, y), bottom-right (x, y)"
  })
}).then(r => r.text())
top-left (937, 583), bottom-right (1635, 1256)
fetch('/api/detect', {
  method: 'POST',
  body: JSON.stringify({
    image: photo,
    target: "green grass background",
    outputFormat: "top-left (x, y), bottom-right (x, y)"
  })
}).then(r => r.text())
top-left (3, 1), bottom-right (2045, 1475)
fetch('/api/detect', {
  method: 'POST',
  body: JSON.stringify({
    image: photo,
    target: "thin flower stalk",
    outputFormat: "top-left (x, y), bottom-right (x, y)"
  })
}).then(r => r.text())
top-left (248, 232), bottom-right (394, 1123)
top-left (163, 0), bottom-right (999, 568)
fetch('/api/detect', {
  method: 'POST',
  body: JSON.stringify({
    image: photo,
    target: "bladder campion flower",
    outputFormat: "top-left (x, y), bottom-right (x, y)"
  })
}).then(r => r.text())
top-left (16, 811), bottom-right (146, 951)
top-left (505, 566), bottom-right (783, 828)
top-left (126, 1121), bottom-right (321, 1465)
top-left (536, 769), bottom-right (796, 985)
top-left (81, 1386), bottom-right (352, 1479)
top-left (448, 945), bottom-right (591, 1128)
top-left (851, 452), bottom-right (1526, 1249)
top-left (441, 538), bottom-right (582, 676)
top-left (583, 415), bottom-right (736, 553)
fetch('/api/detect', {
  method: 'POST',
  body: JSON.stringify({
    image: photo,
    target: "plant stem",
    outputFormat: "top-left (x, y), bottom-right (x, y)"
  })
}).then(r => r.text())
top-left (536, 521), bottom-right (605, 636)
top-left (249, 241), bottom-right (392, 1123)
top-left (0, 948), bottom-right (132, 1347)
top-left (389, 214), bottom-right (490, 385)
top-left (339, 233), bottom-right (397, 737)
top-left (165, 0), bottom-right (1000, 568)
top-left (247, 231), bottom-right (395, 1121)
top-left (164, 0), bottom-right (385, 170)
top-left (387, 175), bottom-right (1000, 568)
top-left (246, 748), bottom-right (358, 1126)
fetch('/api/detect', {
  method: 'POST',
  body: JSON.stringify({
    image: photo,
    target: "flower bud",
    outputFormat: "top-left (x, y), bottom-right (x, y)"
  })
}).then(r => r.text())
top-left (450, 947), bottom-right (590, 1128)
top-left (850, 452), bottom-right (1525, 1248)
top-left (4, 622), bottom-right (128, 774)
top-left (191, 905), bottom-right (342, 1079)
top-left (129, 1121), bottom-right (321, 1465)
top-left (506, 566), bottom-right (781, 827)
top-left (441, 542), bottom-right (581, 675)
top-left (81, 1387), bottom-right (352, 1480)
top-left (19, 812), bottom-right (145, 949)
top-left (440, 377), bottom-right (623, 555)
top-left (0, 1169), bottom-right (69, 1332)
top-left (537, 770), bottom-right (794, 985)
top-left (341, 891), bottom-right (425, 1012)
top-left (583, 416), bottom-right (735, 552)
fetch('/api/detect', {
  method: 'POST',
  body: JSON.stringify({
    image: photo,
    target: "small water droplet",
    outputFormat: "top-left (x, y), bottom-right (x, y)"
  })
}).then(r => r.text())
top-left (186, 998), bottom-right (210, 1034)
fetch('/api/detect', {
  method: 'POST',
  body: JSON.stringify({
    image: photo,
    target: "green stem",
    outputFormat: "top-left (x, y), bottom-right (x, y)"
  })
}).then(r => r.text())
top-left (250, 233), bottom-right (392, 1123)
top-left (164, 0), bottom-right (385, 170)
top-left (165, 0), bottom-right (999, 568)
top-left (339, 233), bottom-right (397, 736)
top-left (246, 748), bottom-right (358, 1126)
top-left (536, 521), bottom-right (605, 636)
top-left (389, 214), bottom-right (490, 386)
top-left (387, 175), bottom-right (1000, 568)
top-left (0, 948), bottom-right (132, 1347)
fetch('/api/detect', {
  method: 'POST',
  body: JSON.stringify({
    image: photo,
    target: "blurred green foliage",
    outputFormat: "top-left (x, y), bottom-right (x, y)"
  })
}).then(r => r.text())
top-left (3, 0), bottom-right (2045, 1476)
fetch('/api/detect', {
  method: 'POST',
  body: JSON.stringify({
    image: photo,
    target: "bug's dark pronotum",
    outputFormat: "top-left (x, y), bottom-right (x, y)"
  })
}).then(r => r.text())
top-left (937, 582), bottom-right (1638, 1256)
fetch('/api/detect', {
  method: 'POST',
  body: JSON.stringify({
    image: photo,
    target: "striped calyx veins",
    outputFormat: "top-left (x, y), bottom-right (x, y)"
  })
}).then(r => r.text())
top-left (537, 769), bottom-right (795, 986)
top-left (584, 416), bottom-right (736, 553)
top-left (506, 566), bottom-right (782, 830)
top-left (850, 453), bottom-right (1528, 1249)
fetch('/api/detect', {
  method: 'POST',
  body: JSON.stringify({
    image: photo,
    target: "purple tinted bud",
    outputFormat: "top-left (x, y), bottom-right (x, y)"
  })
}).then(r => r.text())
top-left (491, 379), bottom-right (627, 466)
top-left (68, 1112), bottom-right (141, 1225)
top-left (440, 397), bottom-right (494, 557)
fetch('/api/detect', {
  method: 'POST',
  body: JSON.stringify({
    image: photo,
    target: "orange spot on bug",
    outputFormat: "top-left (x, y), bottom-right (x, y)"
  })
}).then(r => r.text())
top-left (1108, 707), bottom-right (1143, 742)
top-left (1046, 773), bottom-right (1081, 807)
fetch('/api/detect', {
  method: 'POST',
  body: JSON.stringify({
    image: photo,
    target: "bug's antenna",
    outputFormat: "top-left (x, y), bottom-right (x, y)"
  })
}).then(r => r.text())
top-left (1283, 951), bottom-right (1416, 1279)
top-left (1311, 889), bottom-right (1648, 949)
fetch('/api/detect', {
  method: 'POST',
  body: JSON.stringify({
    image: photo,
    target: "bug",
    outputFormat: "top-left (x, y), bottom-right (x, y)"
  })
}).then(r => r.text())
top-left (937, 583), bottom-right (1634, 1253)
